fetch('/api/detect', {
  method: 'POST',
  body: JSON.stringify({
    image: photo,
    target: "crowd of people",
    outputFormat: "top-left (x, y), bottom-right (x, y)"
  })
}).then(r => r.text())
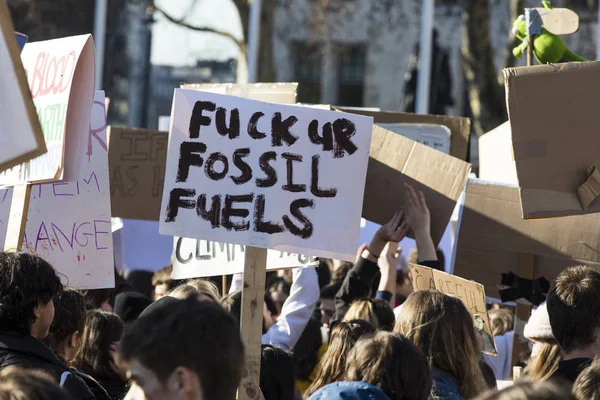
top-left (1, 185), bottom-right (600, 400)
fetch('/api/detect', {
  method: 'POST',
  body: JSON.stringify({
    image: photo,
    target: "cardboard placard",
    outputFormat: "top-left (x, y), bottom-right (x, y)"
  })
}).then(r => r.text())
top-left (409, 263), bottom-right (497, 354)
top-left (0, 34), bottom-right (95, 185)
top-left (452, 179), bottom-right (600, 299)
top-left (172, 237), bottom-right (317, 279)
top-left (159, 90), bottom-right (373, 261)
top-left (336, 108), bottom-right (471, 161)
top-left (0, 4), bottom-right (46, 174)
top-left (364, 125), bottom-right (471, 245)
top-left (504, 62), bottom-right (600, 219)
top-left (535, 7), bottom-right (579, 35)
top-left (108, 127), bottom-right (168, 220)
top-left (376, 123), bottom-right (451, 155)
top-left (0, 92), bottom-right (114, 289)
top-left (181, 82), bottom-right (298, 104)
top-left (478, 121), bottom-right (518, 185)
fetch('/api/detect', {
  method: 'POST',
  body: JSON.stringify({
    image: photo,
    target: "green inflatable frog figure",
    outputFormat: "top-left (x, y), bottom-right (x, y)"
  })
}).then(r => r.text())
top-left (512, 0), bottom-right (586, 64)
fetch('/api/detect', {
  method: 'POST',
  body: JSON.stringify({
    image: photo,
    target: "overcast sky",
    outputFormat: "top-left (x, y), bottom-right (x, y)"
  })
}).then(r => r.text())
top-left (151, 0), bottom-right (242, 66)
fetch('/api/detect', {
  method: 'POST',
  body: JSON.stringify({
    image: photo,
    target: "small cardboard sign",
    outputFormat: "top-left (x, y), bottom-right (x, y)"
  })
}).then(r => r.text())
top-left (0, 92), bottom-right (114, 289)
top-left (0, 4), bottom-right (46, 174)
top-left (108, 127), bottom-right (168, 220)
top-left (173, 237), bottom-right (317, 279)
top-left (409, 263), bottom-right (497, 354)
top-left (159, 89), bottom-right (373, 261)
top-left (0, 34), bottom-right (95, 185)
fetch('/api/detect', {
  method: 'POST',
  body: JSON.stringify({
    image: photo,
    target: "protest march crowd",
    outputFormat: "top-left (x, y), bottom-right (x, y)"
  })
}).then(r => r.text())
top-left (1, 182), bottom-right (600, 400)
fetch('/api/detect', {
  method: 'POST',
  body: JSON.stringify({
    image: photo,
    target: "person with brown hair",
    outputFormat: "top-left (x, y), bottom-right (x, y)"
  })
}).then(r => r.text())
top-left (46, 288), bottom-right (86, 365)
top-left (489, 309), bottom-right (514, 337)
top-left (151, 265), bottom-right (174, 301)
top-left (305, 320), bottom-right (375, 398)
top-left (342, 298), bottom-right (395, 331)
top-left (395, 290), bottom-right (488, 400)
top-left (573, 356), bottom-right (600, 400)
top-left (523, 302), bottom-right (562, 382)
top-left (168, 278), bottom-right (220, 303)
top-left (344, 331), bottom-right (432, 400)
top-left (120, 297), bottom-right (244, 400)
top-left (73, 311), bottom-right (127, 399)
top-left (0, 367), bottom-right (73, 400)
top-left (546, 266), bottom-right (600, 385)
top-left (473, 380), bottom-right (576, 400)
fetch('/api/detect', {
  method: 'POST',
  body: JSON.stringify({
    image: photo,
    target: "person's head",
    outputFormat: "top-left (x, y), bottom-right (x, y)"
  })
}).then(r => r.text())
top-left (113, 292), bottom-right (152, 325)
top-left (547, 266), bottom-right (600, 356)
top-left (319, 283), bottom-right (341, 328)
top-left (345, 331), bottom-right (431, 400)
top-left (489, 308), bottom-right (514, 336)
top-left (46, 288), bottom-right (86, 363)
top-left (305, 320), bottom-right (375, 398)
top-left (83, 289), bottom-right (113, 312)
top-left (222, 290), bottom-right (276, 333)
top-left (260, 345), bottom-right (296, 400)
top-left (0, 367), bottom-right (73, 400)
top-left (169, 279), bottom-right (220, 304)
top-left (331, 262), bottom-right (352, 284)
top-left (473, 380), bottom-right (576, 400)
top-left (268, 277), bottom-right (290, 314)
top-left (395, 290), bottom-right (487, 399)
top-left (73, 310), bottom-right (124, 382)
top-left (573, 357), bottom-right (600, 400)
top-left (152, 265), bottom-right (174, 301)
top-left (120, 297), bottom-right (244, 400)
top-left (342, 298), bottom-right (395, 331)
top-left (522, 301), bottom-right (562, 381)
top-left (0, 252), bottom-right (63, 339)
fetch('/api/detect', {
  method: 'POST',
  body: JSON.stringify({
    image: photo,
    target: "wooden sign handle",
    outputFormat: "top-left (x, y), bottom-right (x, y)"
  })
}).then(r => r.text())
top-left (510, 252), bottom-right (535, 378)
top-left (237, 246), bottom-right (268, 400)
top-left (3, 184), bottom-right (32, 251)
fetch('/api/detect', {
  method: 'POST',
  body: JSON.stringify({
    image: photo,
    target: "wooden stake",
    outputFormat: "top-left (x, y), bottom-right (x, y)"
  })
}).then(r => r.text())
top-left (527, 36), bottom-right (534, 67)
top-left (3, 184), bottom-right (31, 251)
top-left (222, 275), bottom-right (227, 297)
top-left (510, 253), bottom-right (535, 378)
top-left (238, 246), bottom-right (268, 400)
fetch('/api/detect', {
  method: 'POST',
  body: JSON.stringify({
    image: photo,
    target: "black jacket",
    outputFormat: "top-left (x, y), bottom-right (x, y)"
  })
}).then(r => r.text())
top-left (550, 358), bottom-right (592, 388)
top-left (0, 331), bottom-right (95, 400)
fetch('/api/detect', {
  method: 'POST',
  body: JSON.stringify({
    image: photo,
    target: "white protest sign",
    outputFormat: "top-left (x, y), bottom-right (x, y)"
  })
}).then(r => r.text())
top-left (0, 3), bottom-right (46, 173)
top-left (0, 34), bottom-right (95, 185)
top-left (377, 123), bottom-right (451, 154)
top-left (159, 90), bottom-right (373, 261)
top-left (173, 237), bottom-right (318, 279)
top-left (0, 92), bottom-right (114, 289)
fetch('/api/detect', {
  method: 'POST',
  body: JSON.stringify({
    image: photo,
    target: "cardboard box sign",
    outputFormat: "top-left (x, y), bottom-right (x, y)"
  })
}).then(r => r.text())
top-left (504, 61), bottom-right (600, 219)
top-left (336, 108), bottom-right (471, 161)
top-left (409, 263), bottom-right (497, 354)
top-left (452, 179), bottom-right (600, 300)
top-left (364, 125), bottom-right (471, 245)
top-left (478, 121), bottom-right (518, 185)
top-left (0, 4), bottom-right (46, 174)
top-left (108, 127), bottom-right (168, 221)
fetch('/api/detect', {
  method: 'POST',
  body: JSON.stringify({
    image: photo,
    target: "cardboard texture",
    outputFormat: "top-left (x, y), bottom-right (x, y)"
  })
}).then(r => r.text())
top-left (504, 61), bottom-right (600, 219)
top-left (336, 108), bottom-right (471, 161)
top-left (409, 263), bottom-right (497, 354)
top-left (364, 125), bottom-right (471, 245)
top-left (478, 121), bottom-right (518, 185)
top-left (453, 179), bottom-right (600, 300)
top-left (108, 127), bottom-right (168, 220)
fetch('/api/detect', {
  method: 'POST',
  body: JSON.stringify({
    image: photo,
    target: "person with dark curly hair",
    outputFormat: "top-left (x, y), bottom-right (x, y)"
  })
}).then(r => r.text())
top-left (0, 252), bottom-right (95, 400)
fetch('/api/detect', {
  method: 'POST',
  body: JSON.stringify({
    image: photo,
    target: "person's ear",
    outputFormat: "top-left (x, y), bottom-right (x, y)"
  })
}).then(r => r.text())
top-left (33, 305), bottom-right (41, 319)
top-left (166, 366), bottom-right (197, 397)
top-left (69, 331), bottom-right (81, 348)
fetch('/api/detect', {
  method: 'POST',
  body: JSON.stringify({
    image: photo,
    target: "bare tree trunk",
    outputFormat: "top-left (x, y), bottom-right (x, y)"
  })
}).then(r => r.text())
top-left (461, 0), bottom-right (506, 136)
top-left (501, 0), bottom-right (525, 75)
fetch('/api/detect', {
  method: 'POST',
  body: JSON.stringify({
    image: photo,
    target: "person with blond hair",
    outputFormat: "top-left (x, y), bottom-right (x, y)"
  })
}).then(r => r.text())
top-left (523, 302), bottom-right (562, 382)
top-left (168, 279), bottom-right (220, 303)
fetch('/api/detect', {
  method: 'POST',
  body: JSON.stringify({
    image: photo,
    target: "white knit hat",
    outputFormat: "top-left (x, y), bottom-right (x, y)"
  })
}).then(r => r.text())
top-left (523, 301), bottom-right (554, 341)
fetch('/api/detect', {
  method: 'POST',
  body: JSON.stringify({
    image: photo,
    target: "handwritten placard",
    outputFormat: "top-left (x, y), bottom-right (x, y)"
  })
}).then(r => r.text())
top-left (409, 263), bottom-right (497, 354)
top-left (0, 92), bottom-right (114, 289)
top-left (159, 90), bottom-right (373, 261)
top-left (0, 3), bottom-right (46, 173)
top-left (108, 127), bottom-right (168, 220)
top-left (0, 34), bottom-right (95, 185)
top-left (377, 123), bottom-right (451, 154)
top-left (173, 237), bottom-right (317, 279)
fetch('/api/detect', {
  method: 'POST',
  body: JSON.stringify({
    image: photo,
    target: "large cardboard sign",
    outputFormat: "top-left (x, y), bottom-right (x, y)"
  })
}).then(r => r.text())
top-left (0, 34), bottom-right (95, 185)
top-left (336, 108), bottom-right (471, 161)
top-left (173, 237), bottom-right (317, 279)
top-left (452, 179), bottom-right (600, 299)
top-left (181, 82), bottom-right (298, 104)
top-left (0, 4), bottom-right (46, 173)
top-left (0, 92), bottom-right (114, 289)
top-left (159, 90), bottom-right (373, 261)
top-left (376, 123), bottom-right (451, 155)
top-left (478, 121), bottom-right (518, 185)
top-left (409, 263), bottom-right (497, 354)
top-left (364, 125), bottom-right (471, 245)
top-left (108, 127), bottom-right (168, 220)
top-left (504, 62), bottom-right (600, 219)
